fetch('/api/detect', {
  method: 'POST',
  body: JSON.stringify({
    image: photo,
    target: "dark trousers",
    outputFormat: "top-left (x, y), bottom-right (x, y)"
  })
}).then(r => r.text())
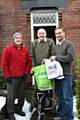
top-left (7, 77), bottom-right (25, 114)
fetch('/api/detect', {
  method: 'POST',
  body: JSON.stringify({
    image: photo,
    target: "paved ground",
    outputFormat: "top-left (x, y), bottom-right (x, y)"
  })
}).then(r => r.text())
top-left (0, 91), bottom-right (79, 120)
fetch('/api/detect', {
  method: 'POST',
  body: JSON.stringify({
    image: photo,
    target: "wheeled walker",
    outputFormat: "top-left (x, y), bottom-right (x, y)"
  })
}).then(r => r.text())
top-left (31, 64), bottom-right (57, 120)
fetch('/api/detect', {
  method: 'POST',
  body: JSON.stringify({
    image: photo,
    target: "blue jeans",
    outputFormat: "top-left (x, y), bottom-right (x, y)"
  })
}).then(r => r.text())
top-left (55, 75), bottom-right (74, 120)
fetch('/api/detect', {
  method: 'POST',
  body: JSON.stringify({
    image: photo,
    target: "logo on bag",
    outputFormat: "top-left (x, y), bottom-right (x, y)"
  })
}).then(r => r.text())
top-left (48, 64), bottom-right (57, 75)
top-left (45, 60), bottom-right (64, 79)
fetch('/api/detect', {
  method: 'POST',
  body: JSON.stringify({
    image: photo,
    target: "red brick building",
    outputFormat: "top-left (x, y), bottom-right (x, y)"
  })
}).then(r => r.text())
top-left (0, 0), bottom-right (80, 85)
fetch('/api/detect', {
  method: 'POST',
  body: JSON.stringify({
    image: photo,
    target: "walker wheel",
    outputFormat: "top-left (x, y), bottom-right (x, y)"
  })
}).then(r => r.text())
top-left (38, 112), bottom-right (45, 120)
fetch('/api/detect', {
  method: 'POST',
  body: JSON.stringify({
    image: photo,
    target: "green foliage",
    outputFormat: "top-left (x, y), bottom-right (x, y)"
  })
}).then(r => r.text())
top-left (0, 68), bottom-right (6, 89)
top-left (75, 55), bottom-right (80, 119)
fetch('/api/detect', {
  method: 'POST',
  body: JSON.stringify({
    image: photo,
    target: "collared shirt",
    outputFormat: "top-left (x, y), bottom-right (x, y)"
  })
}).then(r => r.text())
top-left (56, 39), bottom-right (65, 45)
top-left (38, 38), bottom-right (47, 43)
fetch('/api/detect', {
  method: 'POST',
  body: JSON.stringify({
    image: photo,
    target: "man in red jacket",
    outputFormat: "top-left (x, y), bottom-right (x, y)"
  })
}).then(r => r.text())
top-left (1, 32), bottom-right (32, 120)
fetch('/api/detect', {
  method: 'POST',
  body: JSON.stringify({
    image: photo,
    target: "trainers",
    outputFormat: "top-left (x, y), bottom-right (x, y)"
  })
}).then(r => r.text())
top-left (9, 114), bottom-right (15, 120)
top-left (16, 111), bottom-right (25, 116)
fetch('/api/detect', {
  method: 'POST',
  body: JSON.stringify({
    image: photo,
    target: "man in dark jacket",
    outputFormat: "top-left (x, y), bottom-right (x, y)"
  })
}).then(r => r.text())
top-left (31, 28), bottom-right (55, 66)
top-left (1, 32), bottom-right (32, 120)
top-left (30, 28), bottom-right (55, 112)
top-left (50, 27), bottom-right (74, 120)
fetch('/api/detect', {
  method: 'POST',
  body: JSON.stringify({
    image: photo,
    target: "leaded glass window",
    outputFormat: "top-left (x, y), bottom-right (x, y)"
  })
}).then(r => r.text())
top-left (33, 12), bottom-right (56, 24)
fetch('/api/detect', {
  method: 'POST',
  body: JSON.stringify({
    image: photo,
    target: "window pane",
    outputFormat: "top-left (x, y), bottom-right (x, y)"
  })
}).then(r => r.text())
top-left (33, 13), bottom-right (56, 24)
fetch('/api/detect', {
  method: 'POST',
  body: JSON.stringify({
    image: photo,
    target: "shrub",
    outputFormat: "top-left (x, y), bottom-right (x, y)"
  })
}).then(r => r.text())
top-left (0, 68), bottom-right (6, 89)
top-left (75, 55), bottom-right (80, 119)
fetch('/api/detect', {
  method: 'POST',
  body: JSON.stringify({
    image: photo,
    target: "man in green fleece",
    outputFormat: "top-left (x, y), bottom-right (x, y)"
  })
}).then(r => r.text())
top-left (30, 28), bottom-right (55, 112)
top-left (31, 28), bottom-right (55, 66)
top-left (50, 27), bottom-right (74, 120)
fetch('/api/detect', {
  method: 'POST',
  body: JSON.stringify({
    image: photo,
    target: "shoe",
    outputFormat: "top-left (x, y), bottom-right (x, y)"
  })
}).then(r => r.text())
top-left (16, 111), bottom-right (25, 116)
top-left (9, 114), bottom-right (15, 120)
top-left (53, 116), bottom-right (65, 120)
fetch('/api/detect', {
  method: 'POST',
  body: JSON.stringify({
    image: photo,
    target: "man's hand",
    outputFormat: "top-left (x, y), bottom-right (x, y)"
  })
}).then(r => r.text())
top-left (42, 58), bottom-right (48, 64)
top-left (31, 68), bottom-right (34, 75)
top-left (22, 74), bottom-right (27, 81)
top-left (6, 77), bottom-right (12, 83)
top-left (50, 56), bottom-right (56, 61)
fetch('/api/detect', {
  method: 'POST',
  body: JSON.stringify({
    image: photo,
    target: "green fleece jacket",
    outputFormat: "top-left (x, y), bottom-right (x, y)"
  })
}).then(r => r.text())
top-left (30, 38), bottom-right (55, 66)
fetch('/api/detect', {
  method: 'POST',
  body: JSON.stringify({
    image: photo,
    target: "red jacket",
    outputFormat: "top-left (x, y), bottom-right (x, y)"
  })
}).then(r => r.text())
top-left (1, 44), bottom-right (32, 78)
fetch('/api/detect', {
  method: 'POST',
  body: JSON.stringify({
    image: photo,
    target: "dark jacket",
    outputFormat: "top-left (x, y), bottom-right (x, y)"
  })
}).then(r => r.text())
top-left (30, 38), bottom-right (55, 66)
top-left (55, 40), bottom-right (74, 75)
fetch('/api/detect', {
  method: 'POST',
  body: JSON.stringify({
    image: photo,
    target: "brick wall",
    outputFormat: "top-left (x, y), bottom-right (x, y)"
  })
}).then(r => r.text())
top-left (0, 0), bottom-right (29, 47)
top-left (63, 0), bottom-right (80, 49)
top-left (0, 0), bottom-right (16, 44)
top-left (62, 0), bottom-right (80, 77)
top-left (0, 0), bottom-right (79, 51)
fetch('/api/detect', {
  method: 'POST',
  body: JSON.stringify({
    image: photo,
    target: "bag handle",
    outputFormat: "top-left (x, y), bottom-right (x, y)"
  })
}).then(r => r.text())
top-left (42, 58), bottom-right (49, 64)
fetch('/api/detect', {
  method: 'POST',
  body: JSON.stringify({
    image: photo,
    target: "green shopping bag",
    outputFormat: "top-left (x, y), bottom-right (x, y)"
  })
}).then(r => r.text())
top-left (33, 64), bottom-right (53, 91)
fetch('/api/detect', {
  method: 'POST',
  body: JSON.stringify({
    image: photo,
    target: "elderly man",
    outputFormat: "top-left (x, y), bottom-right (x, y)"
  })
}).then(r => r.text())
top-left (31, 28), bottom-right (55, 66)
top-left (30, 28), bottom-right (55, 112)
top-left (1, 32), bottom-right (32, 120)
